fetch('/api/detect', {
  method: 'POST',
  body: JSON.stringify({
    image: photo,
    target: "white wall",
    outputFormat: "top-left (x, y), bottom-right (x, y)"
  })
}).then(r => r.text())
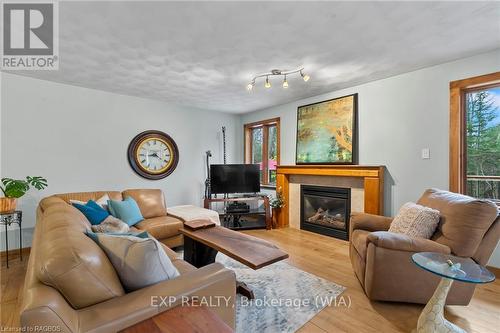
top-left (239, 49), bottom-right (500, 267)
top-left (0, 73), bottom-right (239, 250)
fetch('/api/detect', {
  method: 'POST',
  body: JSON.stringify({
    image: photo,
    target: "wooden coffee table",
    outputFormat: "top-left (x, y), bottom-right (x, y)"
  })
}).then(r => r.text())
top-left (119, 304), bottom-right (233, 333)
top-left (180, 226), bottom-right (289, 298)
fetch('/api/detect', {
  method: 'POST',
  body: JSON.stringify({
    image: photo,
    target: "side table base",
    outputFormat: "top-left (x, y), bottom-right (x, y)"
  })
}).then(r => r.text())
top-left (414, 278), bottom-right (467, 333)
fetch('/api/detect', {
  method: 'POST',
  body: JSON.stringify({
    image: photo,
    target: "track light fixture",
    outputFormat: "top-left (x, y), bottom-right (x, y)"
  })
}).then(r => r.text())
top-left (282, 75), bottom-right (289, 88)
top-left (246, 67), bottom-right (310, 91)
top-left (265, 76), bottom-right (271, 88)
top-left (300, 69), bottom-right (310, 82)
top-left (247, 80), bottom-right (255, 91)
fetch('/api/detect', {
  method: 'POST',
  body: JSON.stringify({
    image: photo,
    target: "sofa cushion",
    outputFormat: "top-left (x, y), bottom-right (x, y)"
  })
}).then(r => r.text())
top-left (417, 188), bottom-right (499, 257)
top-left (389, 202), bottom-right (440, 239)
top-left (134, 216), bottom-right (183, 240)
top-left (89, 233), bottom-right (180, 292)
top-left (36, 207), bottom-right (125, 309)
top-left (122, 189), bottom-right (167, 219)
top-left (351, 229), bottom-right (370, 260)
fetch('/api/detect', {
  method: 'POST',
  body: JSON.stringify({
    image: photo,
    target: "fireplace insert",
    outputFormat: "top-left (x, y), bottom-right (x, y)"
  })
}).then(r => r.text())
top-left (300, 185), bottom-right (350, 240)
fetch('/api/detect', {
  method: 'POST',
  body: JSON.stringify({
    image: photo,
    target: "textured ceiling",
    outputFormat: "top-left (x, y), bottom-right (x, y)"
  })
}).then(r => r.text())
top-left (8, 1), bottom-right (500, 113)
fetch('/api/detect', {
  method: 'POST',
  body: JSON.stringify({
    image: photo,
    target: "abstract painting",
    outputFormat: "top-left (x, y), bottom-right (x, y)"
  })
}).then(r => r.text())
top-left (296, 94), bottom-right (357, 164)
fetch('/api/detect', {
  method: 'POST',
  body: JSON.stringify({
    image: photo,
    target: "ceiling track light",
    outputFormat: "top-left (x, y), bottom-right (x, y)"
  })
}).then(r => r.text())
top-left (246, 67), bottom-right (310, 91)
top-left (300, 69), bottom-right (310, 82)
top-left (247, 80), bottom-right (255, 91)
top-left (265, 76), bottom-right (271, 88)
top-left (283, 75), bottom-right (288, 88)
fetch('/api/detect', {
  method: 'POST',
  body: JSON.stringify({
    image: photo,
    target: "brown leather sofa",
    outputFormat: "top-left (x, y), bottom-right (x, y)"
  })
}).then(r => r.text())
top-left (350, 188), bottom-right (499, 305)
top-left (20, 190), bottom-right (236, 332)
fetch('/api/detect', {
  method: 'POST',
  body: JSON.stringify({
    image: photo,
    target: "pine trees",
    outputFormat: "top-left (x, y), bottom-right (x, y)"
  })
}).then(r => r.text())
top-left (466, 90), bottom-right (500, 199)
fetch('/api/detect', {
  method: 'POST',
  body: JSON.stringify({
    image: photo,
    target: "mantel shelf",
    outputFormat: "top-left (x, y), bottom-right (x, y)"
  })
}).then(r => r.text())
top-left (277, 165), bottom-right (384, 178)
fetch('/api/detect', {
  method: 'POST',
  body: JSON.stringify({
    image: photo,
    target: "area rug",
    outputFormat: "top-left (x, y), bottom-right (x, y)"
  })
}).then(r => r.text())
top-left (215, 253), bottom-right (346, 333)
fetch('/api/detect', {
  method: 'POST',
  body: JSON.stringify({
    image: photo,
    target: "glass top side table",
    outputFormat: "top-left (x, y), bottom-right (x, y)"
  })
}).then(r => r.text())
top-left (0, 210), bottom-right (23, 268)
top-left (411, 252), bottom-right (495, 333)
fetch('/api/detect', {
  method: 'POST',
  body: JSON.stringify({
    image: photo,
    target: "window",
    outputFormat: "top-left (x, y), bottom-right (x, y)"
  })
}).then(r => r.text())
top-left (450, 72), bottom-right (500, 202)
top-left (244, 118), bottom-right (280, 186)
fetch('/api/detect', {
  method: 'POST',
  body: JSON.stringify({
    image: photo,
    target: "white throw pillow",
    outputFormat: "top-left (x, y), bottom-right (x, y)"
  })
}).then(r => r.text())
top-left (70, 194), bottom-right (110, 211)
top-left (91, 233), bottom-right (180, 291)
top-left (389, 202), bottom-right (440, 239)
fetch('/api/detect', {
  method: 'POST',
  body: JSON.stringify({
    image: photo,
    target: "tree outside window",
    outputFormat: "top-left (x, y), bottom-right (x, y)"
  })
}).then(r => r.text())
top-left (244, 118), bottom-right (280, 186)
top-left (465, 86), bottom-right (500, 201)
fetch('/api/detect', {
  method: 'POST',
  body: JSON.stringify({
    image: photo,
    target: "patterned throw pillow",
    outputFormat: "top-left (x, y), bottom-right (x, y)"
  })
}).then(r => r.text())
top-left (389, 202), bottom-right (440, 239)
top-left (91, 216), bottom-right (130, 233)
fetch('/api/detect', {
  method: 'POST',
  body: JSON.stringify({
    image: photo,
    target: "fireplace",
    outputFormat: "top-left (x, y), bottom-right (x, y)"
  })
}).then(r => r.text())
top-left (300, 185), bottom-right (350, 240)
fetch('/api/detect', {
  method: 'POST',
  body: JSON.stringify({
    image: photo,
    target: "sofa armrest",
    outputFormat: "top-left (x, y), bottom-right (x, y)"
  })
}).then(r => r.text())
top-left (350, 212), bottom-right (393, 233)
top-left (78, 263), bottom-right (236, 333)
top-left (367, 231), bottom-right (451, 254)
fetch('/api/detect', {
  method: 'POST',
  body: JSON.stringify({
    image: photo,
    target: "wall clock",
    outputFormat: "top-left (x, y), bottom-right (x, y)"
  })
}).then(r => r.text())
top-left (128, 130), bottom-right (179, 180)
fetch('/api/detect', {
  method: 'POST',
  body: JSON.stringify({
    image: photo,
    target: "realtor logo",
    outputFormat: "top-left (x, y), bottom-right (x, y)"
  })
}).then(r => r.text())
top-left (1, 1), bottom-right (59, 70)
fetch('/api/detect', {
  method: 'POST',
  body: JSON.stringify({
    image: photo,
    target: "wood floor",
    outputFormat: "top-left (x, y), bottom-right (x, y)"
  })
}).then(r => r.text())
top-left (1, 228), bottom-right (499, 332)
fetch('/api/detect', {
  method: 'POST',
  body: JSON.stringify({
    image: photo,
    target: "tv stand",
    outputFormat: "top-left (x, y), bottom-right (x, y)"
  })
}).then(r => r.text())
top-left (204, 195), bottom-right (271, 230)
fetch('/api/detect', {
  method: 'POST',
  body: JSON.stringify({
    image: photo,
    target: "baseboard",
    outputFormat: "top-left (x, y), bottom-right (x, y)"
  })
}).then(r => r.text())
top-left (486, 265), bottom-right (500, 278)
top-left (0, 246), bottom-right (31, 259)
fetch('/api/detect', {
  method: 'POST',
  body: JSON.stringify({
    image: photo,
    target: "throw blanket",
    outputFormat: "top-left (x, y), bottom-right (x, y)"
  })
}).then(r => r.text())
top-left (167, 205), bottom-right (220, 225)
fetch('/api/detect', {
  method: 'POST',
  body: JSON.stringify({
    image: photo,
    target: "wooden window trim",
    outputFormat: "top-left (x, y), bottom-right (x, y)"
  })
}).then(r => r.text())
top-left (244, 117), bottom-right (281, 185)
top-left (449, 72), bottom-right (500, 194)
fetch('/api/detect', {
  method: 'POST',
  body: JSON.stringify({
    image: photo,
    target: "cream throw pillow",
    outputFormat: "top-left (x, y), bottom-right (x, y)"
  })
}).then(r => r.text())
top-left (389, 202), bottom-right (440, 239)
top-left (92, 233), bottom-right (180, 291)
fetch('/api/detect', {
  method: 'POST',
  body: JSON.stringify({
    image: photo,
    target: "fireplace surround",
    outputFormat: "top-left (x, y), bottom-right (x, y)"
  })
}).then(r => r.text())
top-left (300, 185), bottom-right (351, 240)
top-left (275, 165), bottom-right (384, 229)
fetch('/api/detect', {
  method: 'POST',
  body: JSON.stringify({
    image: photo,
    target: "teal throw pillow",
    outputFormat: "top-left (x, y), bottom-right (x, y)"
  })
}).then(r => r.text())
top-left (107, 197), bottom-right (144, 226)
top-left (72, 200), bottom-right (109, 225)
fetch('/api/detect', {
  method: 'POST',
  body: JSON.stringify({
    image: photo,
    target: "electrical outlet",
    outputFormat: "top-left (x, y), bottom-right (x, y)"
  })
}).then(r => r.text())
top-left (421, 148), bottom-right (430, 159)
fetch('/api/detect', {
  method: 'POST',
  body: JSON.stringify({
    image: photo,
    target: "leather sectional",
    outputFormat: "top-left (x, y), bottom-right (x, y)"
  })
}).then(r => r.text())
top-left (20, 189), bottom-right (236, 332)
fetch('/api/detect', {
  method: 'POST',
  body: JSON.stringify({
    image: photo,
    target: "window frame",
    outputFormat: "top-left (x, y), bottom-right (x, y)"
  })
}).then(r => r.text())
top-left (244, 117), bottom-right (280, 187)
top-left (449, 72), bottom-right (500, 199)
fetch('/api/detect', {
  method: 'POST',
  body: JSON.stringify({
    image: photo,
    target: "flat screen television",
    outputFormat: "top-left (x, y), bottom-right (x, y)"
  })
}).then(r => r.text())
top-left (210, 164), bottom-right (260, 194)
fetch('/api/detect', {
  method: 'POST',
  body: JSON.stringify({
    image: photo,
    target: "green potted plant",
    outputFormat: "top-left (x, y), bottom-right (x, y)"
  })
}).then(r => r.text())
top-left (269, 187), bottom-right (285, 228)
top-left (0, 176), bottom-right (48, 213)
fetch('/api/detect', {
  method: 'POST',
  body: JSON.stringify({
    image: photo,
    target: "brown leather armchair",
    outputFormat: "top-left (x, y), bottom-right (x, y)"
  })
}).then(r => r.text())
top-left (350, 188), bottom-right (499, 305)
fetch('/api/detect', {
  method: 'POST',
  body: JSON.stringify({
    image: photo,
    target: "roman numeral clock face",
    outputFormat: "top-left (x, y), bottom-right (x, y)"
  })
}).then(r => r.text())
top-left (138, 139), bottom-right (172, 173)
top-left (128, 131), bottom-right (179, 180)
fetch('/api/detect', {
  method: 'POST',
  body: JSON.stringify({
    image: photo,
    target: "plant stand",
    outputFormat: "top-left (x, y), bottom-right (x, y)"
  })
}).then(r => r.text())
top-left (1, 210), bottom-right (22, 268)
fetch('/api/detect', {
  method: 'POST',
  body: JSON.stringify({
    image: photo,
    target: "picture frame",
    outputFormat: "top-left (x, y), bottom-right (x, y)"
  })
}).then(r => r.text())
top-left (296, 93), bottom-right (358, 164)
